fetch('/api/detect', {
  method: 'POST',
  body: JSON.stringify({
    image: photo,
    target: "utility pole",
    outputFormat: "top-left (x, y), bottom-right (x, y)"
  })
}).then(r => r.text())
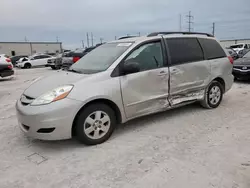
top-left (186, 11), bottom-right (194, 32)
top-left (179, 14), bottom-right (182, 31)
top-left (212, 22), bottom-right (215, 36)
top-left (81, 40), bottom-right (84, 48)
top-left (86, 32), bottom-right (89, 47)
top-left (56, 36), bottom-right (59, 42)
top-left (91, 32), bottom-right (94, 46)
top-left (100, 38), bottom-right (103, 44)
top-left (115, 36), bottom-right (117, 40)
top-left (138, 32), bottom-right (141, 36)
top-left (24, 36), bottom-right (28, 42)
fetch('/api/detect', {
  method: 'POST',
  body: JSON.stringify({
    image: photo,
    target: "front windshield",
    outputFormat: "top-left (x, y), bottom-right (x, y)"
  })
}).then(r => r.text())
top-left (70, 42), bottom-right (132, 74)
top-left (243, 51), bottom-right (250, 58)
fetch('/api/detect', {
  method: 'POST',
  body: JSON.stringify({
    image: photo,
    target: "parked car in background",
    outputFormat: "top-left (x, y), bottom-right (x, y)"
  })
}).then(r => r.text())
top-left (16, 54), bottom-right (52, 69)
top-left (61, 47), bottom-right (96, 70)
top-left (230, 43), bottom-right (250, 54)
top-left (0, 54), bottom-right (14, 78)
top-left (238, 49), bottom-right (250, 58)
top-left (16, 32), bottom-right (233, 145)
top-left (233, 50), bottom-right (250, 80)
top-left (227, 48), bottom-right (238, 60)
top-left (10, 55), bottom-right (28, 66)
top-left (46, 54), bottom-right (63, 70)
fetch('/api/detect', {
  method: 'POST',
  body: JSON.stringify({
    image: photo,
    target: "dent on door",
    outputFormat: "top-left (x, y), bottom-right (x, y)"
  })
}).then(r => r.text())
top-left (121, 69), bottom-right (170, 119)
top-left (169, 62), bottom-right (210, 105)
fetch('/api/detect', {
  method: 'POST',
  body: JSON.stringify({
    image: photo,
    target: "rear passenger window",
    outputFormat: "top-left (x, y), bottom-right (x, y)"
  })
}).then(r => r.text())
top-left (198, 38), bottom-right (226, 60)
top-left (166, 38), bottom-right (204, 65)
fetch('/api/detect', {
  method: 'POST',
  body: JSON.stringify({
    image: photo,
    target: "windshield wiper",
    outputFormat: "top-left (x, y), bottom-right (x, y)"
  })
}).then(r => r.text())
top-left (67, 69), bottom-right (81, 74)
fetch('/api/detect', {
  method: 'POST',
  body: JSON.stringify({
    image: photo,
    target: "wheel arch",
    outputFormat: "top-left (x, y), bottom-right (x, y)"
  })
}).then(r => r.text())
top-left (71, 98), bottom-right (122, 137)
top-left (213, 77), bottom-right (225, 93)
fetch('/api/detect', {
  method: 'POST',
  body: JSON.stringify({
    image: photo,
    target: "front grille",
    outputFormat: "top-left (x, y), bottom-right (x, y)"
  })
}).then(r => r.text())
top-left (20, 95), bottom-right (34, 106)
top-left (234, 66), bottom-right (250, 70)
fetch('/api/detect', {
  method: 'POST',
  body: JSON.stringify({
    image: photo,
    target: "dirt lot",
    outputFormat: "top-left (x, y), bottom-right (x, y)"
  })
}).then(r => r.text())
top-left (0, 68), bottom-right (250, 188)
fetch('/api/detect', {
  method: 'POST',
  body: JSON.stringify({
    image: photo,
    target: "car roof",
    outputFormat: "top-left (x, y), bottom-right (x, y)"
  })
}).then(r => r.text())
top-left (109, 32), bottom-right (216, 44)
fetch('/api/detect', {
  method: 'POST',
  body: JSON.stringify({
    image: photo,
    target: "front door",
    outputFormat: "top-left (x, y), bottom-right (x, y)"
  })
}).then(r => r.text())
top-left (165, 37), bottom-right (210, 105)
top-left (120, 40), bottom-right (170, 119)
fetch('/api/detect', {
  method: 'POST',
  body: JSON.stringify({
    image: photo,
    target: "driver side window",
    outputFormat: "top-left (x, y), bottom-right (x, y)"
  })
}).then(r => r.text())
top-left (124, 41), bottom-right (164, 72)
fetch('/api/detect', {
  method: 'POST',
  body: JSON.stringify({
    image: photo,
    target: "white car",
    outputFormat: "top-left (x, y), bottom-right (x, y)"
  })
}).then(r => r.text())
top-left (16, 54), bottom-right (52, 69)
top-left (230, 43), bottom-right (250, 54)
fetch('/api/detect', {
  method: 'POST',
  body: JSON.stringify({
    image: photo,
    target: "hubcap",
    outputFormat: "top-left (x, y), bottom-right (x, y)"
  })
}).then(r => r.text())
top-left (209, 86), bottom-right (221, 105)
top-left (83, 111), bottom-right (111, 140)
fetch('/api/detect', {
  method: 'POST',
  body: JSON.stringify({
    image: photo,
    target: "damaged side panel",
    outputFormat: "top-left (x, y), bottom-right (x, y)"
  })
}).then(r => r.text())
top-left (120, 68), bottom-right (170, 119)
top-left (168, 60), bottom-right (211, 106)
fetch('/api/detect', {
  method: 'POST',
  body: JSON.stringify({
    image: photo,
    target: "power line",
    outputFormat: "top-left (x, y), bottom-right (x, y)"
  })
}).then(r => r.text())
top-left (186, 11), bottom-right (194, 32)
top-left (86, 32), bottom-right (89, 47)
top-left (91, 32), bottom-right (94, 46)
top-left (212, 22), bottom-right (215, 36)
top-left (82, 40), bottom-right (84, 48)
top-left (179, 14), bottom-right (182, 31)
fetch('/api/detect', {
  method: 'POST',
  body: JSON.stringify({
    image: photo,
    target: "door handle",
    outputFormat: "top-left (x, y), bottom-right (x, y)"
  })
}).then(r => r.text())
top-left (158, 71), bottom-right (168, 76)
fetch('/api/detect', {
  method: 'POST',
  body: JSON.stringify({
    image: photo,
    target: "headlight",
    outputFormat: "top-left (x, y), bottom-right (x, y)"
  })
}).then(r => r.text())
top-left (30, 85), bottom-right (73, 106)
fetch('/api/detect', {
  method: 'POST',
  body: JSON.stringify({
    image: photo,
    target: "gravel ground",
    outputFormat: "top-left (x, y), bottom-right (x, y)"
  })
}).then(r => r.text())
top-left (0, 68), bottom-right (250, 188)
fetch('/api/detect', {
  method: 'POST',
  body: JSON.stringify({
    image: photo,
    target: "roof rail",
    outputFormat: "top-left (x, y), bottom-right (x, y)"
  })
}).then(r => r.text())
top-left (147, 32), bottom-right (213, 37)
top-left (118, 36), bottom-right (137, 40)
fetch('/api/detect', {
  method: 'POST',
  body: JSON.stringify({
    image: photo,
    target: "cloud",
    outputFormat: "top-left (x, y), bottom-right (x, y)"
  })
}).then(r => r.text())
top-left (0, 0), bottom-right (249, 48)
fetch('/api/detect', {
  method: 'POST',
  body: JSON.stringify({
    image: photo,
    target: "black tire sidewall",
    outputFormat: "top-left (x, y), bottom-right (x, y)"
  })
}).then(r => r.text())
top-left (24, 63), bottom-right (31, 69)
top-left (206, 81), bottom-right (223, 108)
top-left (75, 103), bottom-right (116, 145)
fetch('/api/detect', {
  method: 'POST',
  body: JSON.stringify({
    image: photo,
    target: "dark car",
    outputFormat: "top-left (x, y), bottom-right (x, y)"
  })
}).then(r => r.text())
top-left (227, 48), bottom-right (238, 60)
top-left (10, 55), bottom-right (28, 66)
top-left (233, 51), bottom-right (250, 80)
top-left (61, 47), bottom-right (96, 70)
top-left (0, 58), bottom-right (14, 78)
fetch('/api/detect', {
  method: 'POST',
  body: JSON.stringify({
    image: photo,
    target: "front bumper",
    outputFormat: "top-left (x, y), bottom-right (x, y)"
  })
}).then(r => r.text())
top-left (233, 68), bottom-right (250, 79)
top-left (16, 98), bottom-right (83, 140)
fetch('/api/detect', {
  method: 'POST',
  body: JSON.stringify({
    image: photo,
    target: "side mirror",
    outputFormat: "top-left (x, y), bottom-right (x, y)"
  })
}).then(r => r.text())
top-left (122, 61), bottom-right (140, 75)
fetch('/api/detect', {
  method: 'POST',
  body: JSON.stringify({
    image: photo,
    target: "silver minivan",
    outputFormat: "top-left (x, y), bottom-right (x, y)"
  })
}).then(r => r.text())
top-left (16, 32), bottom-right (234, 145)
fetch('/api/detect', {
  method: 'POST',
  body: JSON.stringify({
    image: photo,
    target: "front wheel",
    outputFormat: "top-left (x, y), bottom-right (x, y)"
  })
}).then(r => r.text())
top-left (75, 103), bottom-right (116, 145)
top-left (200, 81), bottom-right (223, 109)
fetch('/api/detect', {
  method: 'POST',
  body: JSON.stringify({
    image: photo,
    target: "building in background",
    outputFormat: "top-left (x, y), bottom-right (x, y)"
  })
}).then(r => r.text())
top-left (0, 42), bottom-right (62, 56)
top-left (220, 39), bottom-right (250, 48)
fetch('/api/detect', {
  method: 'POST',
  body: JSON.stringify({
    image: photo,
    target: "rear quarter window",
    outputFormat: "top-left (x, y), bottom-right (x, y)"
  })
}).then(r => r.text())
top-left (198, 38), bottom-right (226, 60)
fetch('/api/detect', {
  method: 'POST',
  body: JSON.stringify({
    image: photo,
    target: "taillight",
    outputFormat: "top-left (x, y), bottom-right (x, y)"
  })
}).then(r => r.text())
top-left (6, 58), bottom-right (11, 63)
top-left (73, 57), bottom-right (80, 63)
top-left (228, 56), bottom-right (234, 64)
top-left (7, 65), bottom-right (12, 69)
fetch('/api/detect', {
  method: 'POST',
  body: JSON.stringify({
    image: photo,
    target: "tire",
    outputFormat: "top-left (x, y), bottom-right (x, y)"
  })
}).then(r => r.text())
top-left (200, 81), bottom-right (223, 109)
top-left (24, 63), bottom-right (31, 69)
top-left (75, 103), bottom-right (116, 145)
top-left (51, 65), bottom-right (56, 70)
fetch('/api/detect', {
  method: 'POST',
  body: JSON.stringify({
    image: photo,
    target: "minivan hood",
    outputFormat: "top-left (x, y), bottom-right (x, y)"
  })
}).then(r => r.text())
top-left (24, 71), bottom-right (88, 98)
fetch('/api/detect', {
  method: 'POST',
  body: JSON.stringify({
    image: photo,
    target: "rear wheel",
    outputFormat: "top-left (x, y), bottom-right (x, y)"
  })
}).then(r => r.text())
top-left (51, 65), bottom-right (56, 70)
top-left (75, 103), bottom-right (116, 145)
top-left (200, 81), bottom-right (223, 109)
top-left (24, 63), bottom-right (31, 69)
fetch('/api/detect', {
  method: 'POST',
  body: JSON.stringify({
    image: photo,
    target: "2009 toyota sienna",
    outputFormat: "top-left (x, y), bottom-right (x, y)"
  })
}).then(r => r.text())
top-left (16, 32), bottom-right (234, 145)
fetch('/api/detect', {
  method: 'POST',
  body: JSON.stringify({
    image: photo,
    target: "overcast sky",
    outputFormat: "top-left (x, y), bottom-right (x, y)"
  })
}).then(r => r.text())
top-left (0, 0), bottom-right (250, 49)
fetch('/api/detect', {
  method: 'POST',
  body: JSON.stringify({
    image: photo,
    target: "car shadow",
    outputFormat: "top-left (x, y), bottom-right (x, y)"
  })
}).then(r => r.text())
top-left (113, 103), bottom-right (202, 138)
top-left (0, 76), bottom-right (16, 82)
top-left (234, 79), bottom-right (250, 84)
